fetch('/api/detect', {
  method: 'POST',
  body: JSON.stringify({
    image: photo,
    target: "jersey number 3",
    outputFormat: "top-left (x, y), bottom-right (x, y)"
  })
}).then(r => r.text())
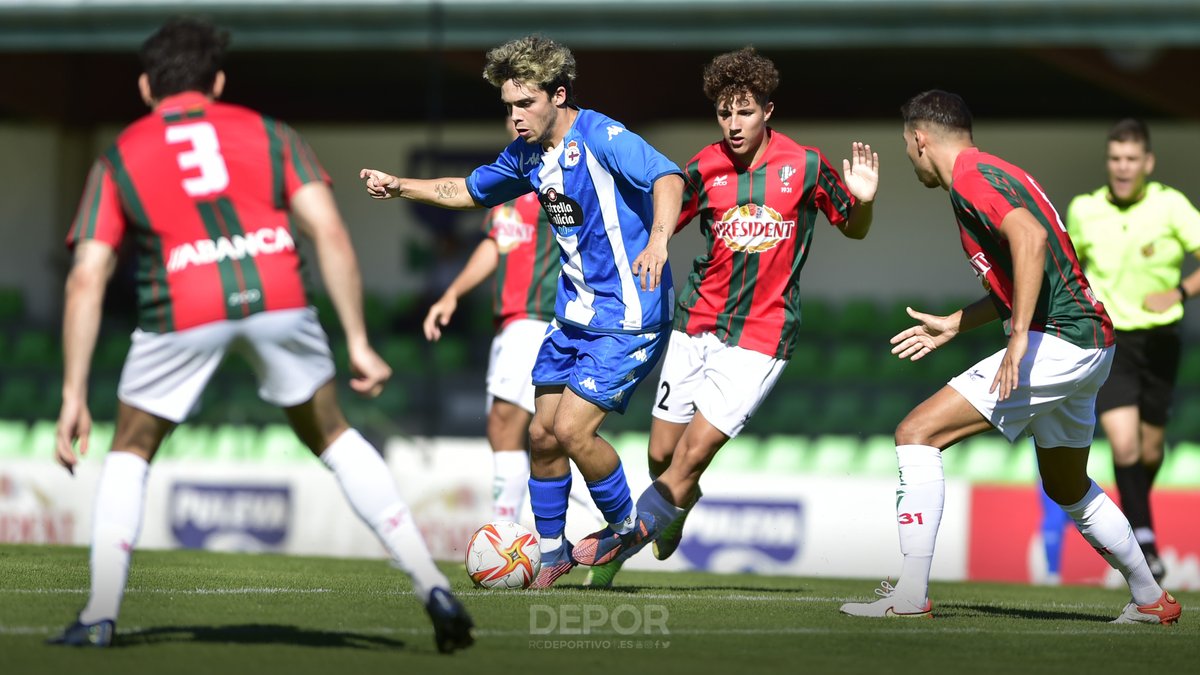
top-left (166, 122), bottom-right (230, 197)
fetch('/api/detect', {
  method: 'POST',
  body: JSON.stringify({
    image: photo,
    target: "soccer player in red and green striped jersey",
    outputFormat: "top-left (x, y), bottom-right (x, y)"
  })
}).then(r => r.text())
top-left (423, 141), bottom-right (558, 521)
top-left (842, 90), bottom-right (1179, 626)
top-left (579, 47), bottom-right (879, 582)
top-left (50, 17), bottom-right (473, 652)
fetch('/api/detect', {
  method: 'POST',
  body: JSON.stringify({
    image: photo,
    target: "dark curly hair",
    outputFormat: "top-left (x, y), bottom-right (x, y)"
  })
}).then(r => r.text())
top-left (139, 17), bottom-right (229, 99)
top-left (702, 47), bottom-right (779, 107)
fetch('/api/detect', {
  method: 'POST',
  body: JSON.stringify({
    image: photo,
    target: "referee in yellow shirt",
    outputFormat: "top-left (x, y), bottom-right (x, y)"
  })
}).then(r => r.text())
top-left (1066, 118), bottom-right (1200, 584)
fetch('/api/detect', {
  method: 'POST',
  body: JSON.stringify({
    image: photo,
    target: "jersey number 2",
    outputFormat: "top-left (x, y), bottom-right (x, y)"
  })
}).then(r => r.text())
top-left (166, 122), bottom-right (230, 197)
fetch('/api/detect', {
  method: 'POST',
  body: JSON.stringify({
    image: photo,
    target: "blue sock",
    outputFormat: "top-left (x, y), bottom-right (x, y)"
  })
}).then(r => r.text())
top-left (586, 463), bottom-right (634, 529)
top-left (1039, 481), bottom-right (1071, 575)
top-left (529, 473), bottom-right (571, 541)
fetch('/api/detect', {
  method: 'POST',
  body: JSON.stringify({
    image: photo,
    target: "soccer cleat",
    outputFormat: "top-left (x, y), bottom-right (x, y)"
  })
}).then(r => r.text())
top-left (839, 580), bottom-right (933, 618)
top-left (583, 559), bottom-right (625, 589)
top-left (1110, 591), bottom-right (1181, 625)
top-left (424, 587), bottom-right (475, 653)
top-left (530, 541), bottom-right (576, 589)
top-left (572, 514), bottom-right (657, 567)
top-left (45, 619), bottom-right (115, 647)
top-left (653, 497), bottom-right (696, 561)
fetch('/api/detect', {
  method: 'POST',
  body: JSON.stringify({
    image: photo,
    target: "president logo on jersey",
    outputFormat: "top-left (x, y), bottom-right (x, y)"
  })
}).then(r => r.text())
top-left (712, 204), bottom-right (797, 254)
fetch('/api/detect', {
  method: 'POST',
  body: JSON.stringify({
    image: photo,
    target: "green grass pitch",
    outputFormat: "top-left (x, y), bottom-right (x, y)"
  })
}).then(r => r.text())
top-left (1, 544), bottom-right (1195, 675)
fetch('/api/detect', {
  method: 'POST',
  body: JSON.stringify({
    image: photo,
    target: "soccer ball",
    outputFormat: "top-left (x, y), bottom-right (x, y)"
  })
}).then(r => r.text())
top-left (465, 521), bottom-right (541, 589)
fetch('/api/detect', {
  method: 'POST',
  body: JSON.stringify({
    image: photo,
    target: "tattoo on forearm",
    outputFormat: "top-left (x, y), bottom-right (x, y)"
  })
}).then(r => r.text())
top-left (654, 224), bottom-right (666, 234)
top-left (435, 182), bottom-right (459, 200)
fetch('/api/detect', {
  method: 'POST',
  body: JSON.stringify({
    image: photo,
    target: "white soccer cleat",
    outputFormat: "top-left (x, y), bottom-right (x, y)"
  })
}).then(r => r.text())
top-left (1110, 591), bottom-right (1181, 625)
top-left (840, 580), bottom-right (933, 618)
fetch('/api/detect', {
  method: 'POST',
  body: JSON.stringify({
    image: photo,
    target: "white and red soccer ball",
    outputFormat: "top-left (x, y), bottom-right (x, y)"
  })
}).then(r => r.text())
top-left (464, 521), bottom-right (541, 589)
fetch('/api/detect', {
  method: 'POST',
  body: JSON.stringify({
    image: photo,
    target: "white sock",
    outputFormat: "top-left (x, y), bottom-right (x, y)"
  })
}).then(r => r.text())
top-left (1062, 480), bottom-right (1161, 605)
top-left (892, 444), bottom-right (944, 604)
top-left (79, 451), bottom-right (149, 625)
top-left (320, 429), bottom-right (448, 603)
top-left (492, 450), bottom-right (529, 521)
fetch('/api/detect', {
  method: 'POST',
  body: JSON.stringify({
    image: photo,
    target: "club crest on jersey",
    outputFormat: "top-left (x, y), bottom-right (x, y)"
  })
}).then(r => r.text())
top-left (491, 204), bottom-right (535, 253)
top-left (166, 226), bottom-right (296, 273)
top-left (564, 140), bottom-right (581, 167)
top-left (713, 204), bottom-right (796, 254)
top-left (969, 252), bottom-right (993, 292)
top-left (778, 165), bottom-right (796, 194)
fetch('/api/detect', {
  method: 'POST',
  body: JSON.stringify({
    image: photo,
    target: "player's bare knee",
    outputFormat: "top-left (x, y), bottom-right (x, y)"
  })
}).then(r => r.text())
top-left (528, 419), bottom-right (557, 455)
top-left (894, 415), bottom-right (934, 447)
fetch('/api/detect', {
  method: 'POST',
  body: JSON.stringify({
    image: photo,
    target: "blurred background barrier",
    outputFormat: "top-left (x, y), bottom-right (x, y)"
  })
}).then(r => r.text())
top-left (2, 431), bottom-right (1198, 588)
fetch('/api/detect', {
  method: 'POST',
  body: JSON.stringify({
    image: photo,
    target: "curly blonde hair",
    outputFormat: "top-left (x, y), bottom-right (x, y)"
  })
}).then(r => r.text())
top-left (483, 35), bottom-right (577, 105)
top-left (702, 47), bottom-right (779, 108)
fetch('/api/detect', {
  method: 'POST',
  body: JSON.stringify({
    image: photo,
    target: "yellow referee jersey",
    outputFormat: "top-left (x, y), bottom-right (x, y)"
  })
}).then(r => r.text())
top-left (1066, 182), bottom-right (1200, 330)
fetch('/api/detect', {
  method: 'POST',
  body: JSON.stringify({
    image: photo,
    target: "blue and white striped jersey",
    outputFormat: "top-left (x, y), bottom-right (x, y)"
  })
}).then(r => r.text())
top-left (466, 108), bottom-right (682, 333)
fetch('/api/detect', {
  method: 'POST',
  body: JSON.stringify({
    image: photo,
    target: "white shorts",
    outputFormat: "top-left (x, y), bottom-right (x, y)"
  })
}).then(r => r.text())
top-left (948, 332), bottom-right (1114, 448)
top-left (118, 307), bottom-right (336, 423)
top-left (651, 330), bottom-right (786, 438)
top-left (485, 318), bottom-right (551, 415)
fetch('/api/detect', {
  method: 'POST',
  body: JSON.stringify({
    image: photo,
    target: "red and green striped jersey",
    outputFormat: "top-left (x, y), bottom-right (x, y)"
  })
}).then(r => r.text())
top-left (484, 192), bottom-right (557, 329)
top-left (949, 149), bottom-right (1114, 349)
top-left (67, 92), bottom-right (326, 333)
top-left (673, 130), bottom-right (855, 359)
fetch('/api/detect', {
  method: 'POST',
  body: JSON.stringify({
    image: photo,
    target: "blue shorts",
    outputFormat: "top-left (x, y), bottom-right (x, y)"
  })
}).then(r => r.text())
top-left (531, 322), bottom-right (667, 414)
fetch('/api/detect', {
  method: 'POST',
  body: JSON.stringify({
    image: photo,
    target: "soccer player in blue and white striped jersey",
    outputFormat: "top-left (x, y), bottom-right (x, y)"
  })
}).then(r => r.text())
top-left (360, 35), bottom-right (685, 588)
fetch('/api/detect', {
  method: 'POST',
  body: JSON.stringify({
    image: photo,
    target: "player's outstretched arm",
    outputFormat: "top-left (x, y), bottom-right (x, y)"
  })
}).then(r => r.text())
top-left (890, 298), bottom-right (998, 362)
top-left (631, 173), bottom-right (685, 291)
top-left (840, 142), bottom-right (879, 239)
top-left (57, 240), bottom-right (116, 474)
top-left (358, 169), bottom-right (480, 210)
top-left (424, 238), bottom-right (500, 341)
top-left (291, 181), bottom-right (391, 397)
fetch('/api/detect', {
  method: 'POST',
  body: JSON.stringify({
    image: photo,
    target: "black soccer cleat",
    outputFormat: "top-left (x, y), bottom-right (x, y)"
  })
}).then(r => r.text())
top-left (424, 587), bottom-right (475, 654)
top-left (46, 619), bottom-right (115, 648)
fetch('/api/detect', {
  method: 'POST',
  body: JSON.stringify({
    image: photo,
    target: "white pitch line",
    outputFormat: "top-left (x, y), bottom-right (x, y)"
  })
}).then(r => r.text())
top-left (0, 625), bottom-right (1184, 638)
top-left (0, 588), bottom-right (332, 595)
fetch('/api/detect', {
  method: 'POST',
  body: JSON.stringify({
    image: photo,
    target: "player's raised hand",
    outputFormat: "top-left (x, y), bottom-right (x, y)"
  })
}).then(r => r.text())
top-left (359, 168), bottom-right (401, 199)
top-left (347, 344), bottom-right (392, 398)
top-left (54, 395), bottom-right (92, 475)
top-left (842, 142), bottom-right (879, 203)
top-left (423, 294), bottom-right (458, 342)
top-left (890, 306), bottom-right (957, 361)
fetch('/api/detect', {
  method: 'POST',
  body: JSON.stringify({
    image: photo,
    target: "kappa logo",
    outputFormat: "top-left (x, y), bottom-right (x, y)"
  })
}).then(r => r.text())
top-left (606, 125), bottom-right (625, 141)
top-left (631, 348), bottom-right (649, 363)
top-left (564, 140), bottom-right (581, 167)
top-left (711, 175), bottom-right (729, 187)
top-left (580, 377), bottom-right (598, 392)
top-left (523, 153), bottom-right (542, 168)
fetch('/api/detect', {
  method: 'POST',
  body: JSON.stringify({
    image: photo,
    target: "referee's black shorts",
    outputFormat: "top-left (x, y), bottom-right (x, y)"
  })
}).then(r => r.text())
top-left (1095, 324), bottom-right (1181, 426)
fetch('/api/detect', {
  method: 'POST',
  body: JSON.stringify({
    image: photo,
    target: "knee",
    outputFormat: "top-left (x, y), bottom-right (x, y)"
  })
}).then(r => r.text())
top-left (894, 414), bottom-right (931, 447)
top-left (551, 419), bottom-right (588, 457)
top-left (528, 418), bottom-right (556, 456)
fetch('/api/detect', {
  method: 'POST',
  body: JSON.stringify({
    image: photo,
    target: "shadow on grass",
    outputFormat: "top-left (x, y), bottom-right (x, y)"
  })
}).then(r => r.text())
top-left (115, 624), bottom-right (408, 650)
top-left (573, 584), bottom-right (812, 595)
top-left (949, 603), bottom-right (1109, 622)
